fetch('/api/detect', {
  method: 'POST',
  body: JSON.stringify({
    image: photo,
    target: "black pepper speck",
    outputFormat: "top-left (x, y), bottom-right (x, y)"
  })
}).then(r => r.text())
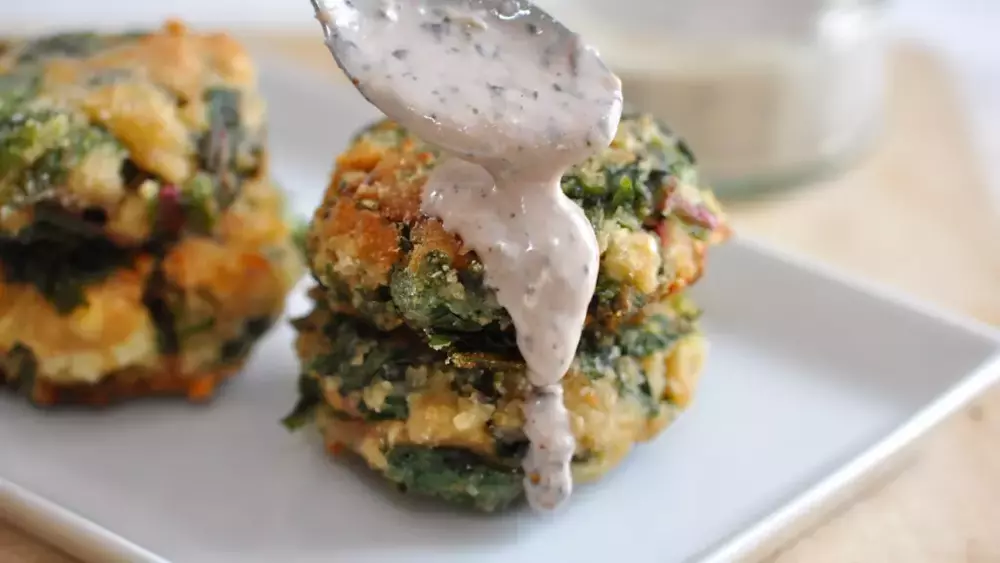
top-left (421, 22), bottom-right (446, 41)
top-left (391, 49), bottom-right (409, 60)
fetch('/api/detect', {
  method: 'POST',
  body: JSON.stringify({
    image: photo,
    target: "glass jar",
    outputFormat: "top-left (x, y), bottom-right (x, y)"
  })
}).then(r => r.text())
top-left (536, 0), bottom-right (889, 199)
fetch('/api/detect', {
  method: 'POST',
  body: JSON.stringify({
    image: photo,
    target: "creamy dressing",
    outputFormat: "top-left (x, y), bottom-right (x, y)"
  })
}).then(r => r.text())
top-left (315, 0), bottom-right (622, 510)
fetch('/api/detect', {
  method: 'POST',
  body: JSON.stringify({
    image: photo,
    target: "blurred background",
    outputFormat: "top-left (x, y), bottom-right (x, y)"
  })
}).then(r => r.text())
top-left (1, 0), bottom-right (998, 203)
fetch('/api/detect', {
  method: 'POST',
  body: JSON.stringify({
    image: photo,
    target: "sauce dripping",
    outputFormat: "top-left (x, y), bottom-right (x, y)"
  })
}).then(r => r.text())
top-left (314, 0), bottom-right (622, 511)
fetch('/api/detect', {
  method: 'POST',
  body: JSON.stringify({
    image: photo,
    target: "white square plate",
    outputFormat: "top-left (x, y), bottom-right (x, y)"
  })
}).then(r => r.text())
top-left (2, 55), bottom-right (999, 563)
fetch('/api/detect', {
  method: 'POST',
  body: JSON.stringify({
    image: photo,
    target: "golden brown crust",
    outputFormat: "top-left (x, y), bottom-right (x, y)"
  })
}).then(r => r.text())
top-left (311, 197), bottom-right (401, 289)
top-left (311, 126), bottom-right (454, 291)
top-left (0, 361), bottom-right (242, 407)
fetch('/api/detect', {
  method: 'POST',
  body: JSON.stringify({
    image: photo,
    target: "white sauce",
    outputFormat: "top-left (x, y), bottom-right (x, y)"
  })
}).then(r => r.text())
top-left (317, 0), bottom-right (622, 511)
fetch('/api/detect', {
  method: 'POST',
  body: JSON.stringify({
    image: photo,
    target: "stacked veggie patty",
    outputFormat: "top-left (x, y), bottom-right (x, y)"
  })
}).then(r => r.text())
top-left (0, 22), bottom-right (303, 406)
top-left (286, 114), bottom-right (729, 511)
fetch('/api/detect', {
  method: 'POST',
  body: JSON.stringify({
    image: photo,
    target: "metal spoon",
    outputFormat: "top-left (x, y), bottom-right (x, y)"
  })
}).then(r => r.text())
top-left (306, 0), bottom-right (621, 168)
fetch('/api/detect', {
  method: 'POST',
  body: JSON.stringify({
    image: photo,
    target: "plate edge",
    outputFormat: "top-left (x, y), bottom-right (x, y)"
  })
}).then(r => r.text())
top-left (0, 478), bottom-right (166, 563)
top-left (695, 350), bottom-right (1000, 562)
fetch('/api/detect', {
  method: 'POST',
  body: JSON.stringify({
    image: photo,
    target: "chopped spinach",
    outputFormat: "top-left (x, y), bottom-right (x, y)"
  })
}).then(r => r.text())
top-left (0, 204), bottom-right (134, 313)
top-left (281, 372), bottom-right (322, 431)
top-left (576, 305), bottom-right (698, 414)
top-left (177, 173), bottom-right (220, 235)
top-left (383, 446), bottom-right (523, 512)
top-left (313, 315), bottom-right (408, 392)
top-left (199, 88), bottom-right (261, 210)
top-left (307, 313), bottom-right (422, 421)
top-left (558, 112), bottom-right (688, 227)
top-left (359, 394), bottom-right (409, 420)
top-left (390, 250), bottom-right (506, 333)
top-left (142, 260), bottom-right (179, 355)
top-left (0, 100), bottom-right (122, 206)
top-left (0, 342), bottom-right (38, 399)
top-left (324, 272), bottom-right (401, 332)
top-left (450, 367), bottom-right (505, 402)
top-left (219, 316), bottom-right (274, 363)
top-left (489, 422), bottom-right (530, 462)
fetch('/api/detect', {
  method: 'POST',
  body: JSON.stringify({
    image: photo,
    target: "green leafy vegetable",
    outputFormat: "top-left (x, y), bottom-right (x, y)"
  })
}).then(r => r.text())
top-left (281, 372), bottom-right (322, 431)
top-left (0, 204), bottom-right (134, 313)
top-left (199, 88), bottom-right (263, 210)
top-left (390, 250), bottom-right (506, 333)
top-left (0, 101), bottom-right (122, 206)
top-left (219, 316), bottom-right (275, 363)
top-left (576, 302), bottom-right (699, 413)
top-left (383, 446), bottom-right (523, 512)
top-left (142, 260), bottom-right (179, 355)
top-left (1, 342), bottom-right (38, 399)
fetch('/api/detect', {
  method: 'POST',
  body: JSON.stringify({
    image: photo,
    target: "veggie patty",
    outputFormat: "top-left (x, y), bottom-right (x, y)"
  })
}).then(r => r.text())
top-left (307, 115), bottom-right (729, 346)
top-left (286, 291), bottom-right (706, 511)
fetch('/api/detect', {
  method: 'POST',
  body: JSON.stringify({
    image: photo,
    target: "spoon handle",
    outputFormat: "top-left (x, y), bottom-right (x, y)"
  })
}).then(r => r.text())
top-left (308, 0), bottom-right (335, 40)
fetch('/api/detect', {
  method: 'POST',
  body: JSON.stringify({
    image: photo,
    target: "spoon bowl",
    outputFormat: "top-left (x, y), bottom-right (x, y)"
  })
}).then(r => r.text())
top-left (308, 0), bottom-right (622, 168)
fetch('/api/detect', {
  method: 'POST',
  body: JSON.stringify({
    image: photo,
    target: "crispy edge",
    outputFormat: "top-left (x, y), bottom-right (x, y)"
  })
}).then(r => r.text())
top-left (0, 360), bottom-right (244, 407)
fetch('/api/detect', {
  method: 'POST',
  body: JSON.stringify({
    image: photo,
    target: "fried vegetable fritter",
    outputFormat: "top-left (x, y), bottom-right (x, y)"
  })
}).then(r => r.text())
top-left (285, 292), bottom-right (706, 511)
top-left (0, 21), bottom-right (266, 245)
top-left (307, 115), bottom-right (728, 347)
top-left (0, 177), bottom-right (303, 406)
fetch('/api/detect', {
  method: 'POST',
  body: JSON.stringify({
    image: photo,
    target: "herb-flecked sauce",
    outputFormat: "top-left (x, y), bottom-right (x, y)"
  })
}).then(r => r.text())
top-left (318, 0), bottom-right (623, 511)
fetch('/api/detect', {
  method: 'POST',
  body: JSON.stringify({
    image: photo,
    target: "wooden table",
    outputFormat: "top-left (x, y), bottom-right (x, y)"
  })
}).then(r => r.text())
top-left (3, 37), bottom-right (1000, 562)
